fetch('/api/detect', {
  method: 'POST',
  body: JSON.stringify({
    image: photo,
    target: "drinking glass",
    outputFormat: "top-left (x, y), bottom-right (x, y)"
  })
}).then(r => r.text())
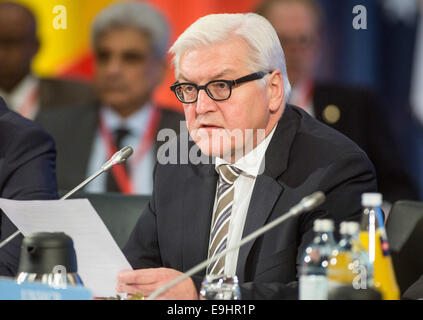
top-left (199, 274), bottom-right (241, 300)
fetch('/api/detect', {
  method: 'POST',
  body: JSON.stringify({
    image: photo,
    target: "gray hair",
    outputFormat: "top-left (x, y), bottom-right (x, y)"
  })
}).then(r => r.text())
top-left (169, 13), bottom-right (291, 100)
top-left (91, 1), bottom-right (170, 59)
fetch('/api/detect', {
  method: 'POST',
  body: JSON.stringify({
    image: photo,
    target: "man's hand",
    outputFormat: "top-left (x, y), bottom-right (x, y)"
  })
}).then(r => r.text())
top-left (116, 267), bottom-right (198, 300)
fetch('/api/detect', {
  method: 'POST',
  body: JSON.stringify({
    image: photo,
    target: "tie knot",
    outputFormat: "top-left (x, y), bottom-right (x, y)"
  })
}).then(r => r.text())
top-left (113, 127), bottom-right (130, 149)
top-left (218, 165), bottom-right (242, 185)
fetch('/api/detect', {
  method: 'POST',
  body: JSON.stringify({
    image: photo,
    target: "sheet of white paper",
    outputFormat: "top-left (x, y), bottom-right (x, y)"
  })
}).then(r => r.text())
top-left (0, 198), bottom-right (133, 298)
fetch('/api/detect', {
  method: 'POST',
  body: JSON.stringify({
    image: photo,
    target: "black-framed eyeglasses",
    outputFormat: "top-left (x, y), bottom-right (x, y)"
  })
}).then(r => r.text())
top-left (170, 71), bottom-right (272, 104)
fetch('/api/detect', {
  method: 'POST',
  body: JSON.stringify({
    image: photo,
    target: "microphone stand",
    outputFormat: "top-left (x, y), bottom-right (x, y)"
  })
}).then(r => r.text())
top-left (0, 146), bottom-right (134, 250)
top-left (61, 168), bottom-right (104, 201)
top-left (146, 191), bottom-right (325, 300)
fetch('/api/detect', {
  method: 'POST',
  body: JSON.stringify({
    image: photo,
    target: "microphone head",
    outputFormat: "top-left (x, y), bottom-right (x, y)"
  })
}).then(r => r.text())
top-left (101, 146), bottom-right (134, 171)
top-left (113, 146), bottom-right (134, 165)
top-left (300, 191), bottom-right (325, 211)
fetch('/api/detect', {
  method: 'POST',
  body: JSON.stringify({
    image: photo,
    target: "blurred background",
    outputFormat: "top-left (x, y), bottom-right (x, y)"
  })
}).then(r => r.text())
top-left (2, 0), bottom-right (423, 199)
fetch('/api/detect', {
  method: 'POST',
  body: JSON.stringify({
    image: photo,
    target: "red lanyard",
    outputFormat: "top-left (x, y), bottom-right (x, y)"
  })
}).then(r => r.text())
top-left (98, 107), bottom-right (161, 194)
top-left (17, 84), bottom-right (39, 119)
top-left (303, 79), bottom-right (315, 106)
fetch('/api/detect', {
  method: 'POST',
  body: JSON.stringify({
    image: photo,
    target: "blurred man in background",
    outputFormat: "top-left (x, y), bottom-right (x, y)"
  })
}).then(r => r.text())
top-left (37, 1), bottom-right (184, 195)
top-left (257, 0), bottom-right (420, 206)
top-left (0, 1), bottom-right (95, 120)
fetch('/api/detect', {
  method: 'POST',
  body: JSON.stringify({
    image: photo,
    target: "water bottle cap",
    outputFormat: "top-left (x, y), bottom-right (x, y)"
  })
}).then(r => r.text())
top-left (361, 193), bottom-right (382, 207)
top-left (313, 219), bottom-right (334, 232)
top-left (340, 221), bottom-right (359, 235)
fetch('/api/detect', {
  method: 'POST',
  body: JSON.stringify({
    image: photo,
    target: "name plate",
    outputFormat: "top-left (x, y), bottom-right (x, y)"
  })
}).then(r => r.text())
top-left (0, 278), bottom-right (92, 300)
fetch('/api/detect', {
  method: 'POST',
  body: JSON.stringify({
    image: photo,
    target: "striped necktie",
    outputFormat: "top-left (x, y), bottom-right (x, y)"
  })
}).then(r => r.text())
top-left (207, 164), bottom-right (242, 275)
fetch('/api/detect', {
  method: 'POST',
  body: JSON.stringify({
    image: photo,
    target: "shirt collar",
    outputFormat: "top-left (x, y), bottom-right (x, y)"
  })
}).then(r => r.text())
top-left (0, 74), bottom-right (39, 112)
top-left (215, 124), bottom-right (278, 178)
top-left (101, 102), bottom-right (153, 137)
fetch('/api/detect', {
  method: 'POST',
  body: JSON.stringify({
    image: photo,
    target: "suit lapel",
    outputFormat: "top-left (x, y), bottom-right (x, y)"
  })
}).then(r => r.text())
top-left (182, 161), bottom-right (218, 274)
top-left (235, 105), bottom-right (300, 281)
top-left (236, 175), bottom-right (283, 282)
top-left (0, 97), bottom-right (9, 116)
top-left (66, 105), bottom-right (98, 188)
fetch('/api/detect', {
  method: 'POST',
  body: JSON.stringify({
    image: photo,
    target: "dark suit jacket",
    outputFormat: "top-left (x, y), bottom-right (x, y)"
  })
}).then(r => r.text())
top-left (37, 77), bottom-right (96, 110)
top-left (123, 104), bottom-right (377, 299)
top-left (312, 83), bottom-right (419, 203)
top-left (36, 103), bottom-right (185, 193)
top-left (0, 97), bottom-right (58, 276)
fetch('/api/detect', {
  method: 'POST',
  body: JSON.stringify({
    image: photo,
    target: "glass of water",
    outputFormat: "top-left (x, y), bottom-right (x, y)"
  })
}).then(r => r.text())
top-left (199, 274), bottom-right (241, 300)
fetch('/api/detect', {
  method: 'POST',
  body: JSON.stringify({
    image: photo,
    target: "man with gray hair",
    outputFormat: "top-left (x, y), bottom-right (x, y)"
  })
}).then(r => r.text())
top-left (37, 1), bottom-right (183, 194)
top-left (119, 12), bottom-right (376, 299)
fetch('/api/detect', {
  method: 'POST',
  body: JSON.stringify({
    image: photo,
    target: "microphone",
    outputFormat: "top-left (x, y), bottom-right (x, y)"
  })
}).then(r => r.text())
top-left (101, 146), bottom-right (134, 171)
top-left (146, 191), bottom-right (325, 300)
top-left (62, 146), bottom-right (133, 200)
top-left (0, 146), bottom-right (134, 250)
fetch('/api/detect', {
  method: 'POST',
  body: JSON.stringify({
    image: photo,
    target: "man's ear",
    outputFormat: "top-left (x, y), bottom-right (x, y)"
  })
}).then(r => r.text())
top-left (267, 70), bottom-right (284, 113)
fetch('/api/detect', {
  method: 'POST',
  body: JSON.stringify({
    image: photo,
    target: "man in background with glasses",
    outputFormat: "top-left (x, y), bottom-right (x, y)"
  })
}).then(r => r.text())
top-left (118, 12), bottom-right (377, 300)
top-left (36, 1), bottom-right (184, 195)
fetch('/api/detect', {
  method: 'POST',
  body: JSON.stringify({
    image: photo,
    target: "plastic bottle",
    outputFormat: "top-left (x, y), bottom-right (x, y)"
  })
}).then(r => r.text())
top-left (299, 219), bottom-right (337, 300)
top-left (358, 193), bottom-right (400, 300)
top-left (327, 221), bottom-right (373, 294)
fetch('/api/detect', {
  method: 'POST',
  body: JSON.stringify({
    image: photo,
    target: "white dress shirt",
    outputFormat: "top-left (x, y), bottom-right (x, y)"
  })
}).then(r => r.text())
top-left (85, 103), bottom-right (155, 195)
top-left (0, 74), bottom-right (40, 119)
top-left (212, 124), bottom-right (277, 276)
